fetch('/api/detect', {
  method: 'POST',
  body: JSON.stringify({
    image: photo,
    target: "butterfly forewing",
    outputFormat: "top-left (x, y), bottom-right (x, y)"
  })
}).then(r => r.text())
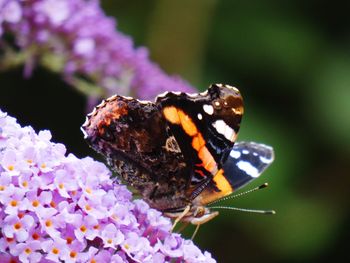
top-left (156, 84), bottom-right (244, 186)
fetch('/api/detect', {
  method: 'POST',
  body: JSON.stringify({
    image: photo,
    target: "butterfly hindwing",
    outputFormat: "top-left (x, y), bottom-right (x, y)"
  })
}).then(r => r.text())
top-left (223, 141), bottom-right (275, 191)
top-left (82, 95), bottom-right (192, 210)
top-left (193, 141), bottom-right (274, 206)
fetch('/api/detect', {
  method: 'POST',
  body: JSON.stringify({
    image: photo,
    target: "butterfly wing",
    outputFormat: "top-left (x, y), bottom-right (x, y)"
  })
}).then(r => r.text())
top-left (223, 142), bottom-right (274, 190)
top-left (194, 141), bottom-right (275, 205)
top-left (156, 84), bottom-right (244, 186)
top-left (82, 95), bottom-right (192, 210)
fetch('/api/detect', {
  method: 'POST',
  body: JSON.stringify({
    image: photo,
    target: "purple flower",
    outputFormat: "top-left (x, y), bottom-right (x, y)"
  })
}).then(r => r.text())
top-left (183, 240), bottom-right (216, 263)
top-left (10, 240), bottom-right (42, 263)
top-left (0, 0), bottom-right (195, 101)
top-left (41, 237), bottom-right (69, 262)
top-left (0, 109), bottom-right (216, 262)
top-left (0, 1), bottom-right (22, 32)
top-left (160, 234), bottom-right (184, 258)
top-left (100, 223), bottom-right (124, 248)
top-left (3, 214), bottom-right (34, 242)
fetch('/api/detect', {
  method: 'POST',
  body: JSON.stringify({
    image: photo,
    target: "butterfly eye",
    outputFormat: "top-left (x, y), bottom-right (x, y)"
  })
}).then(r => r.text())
top-left (193, 206), bottom-right (206, 217)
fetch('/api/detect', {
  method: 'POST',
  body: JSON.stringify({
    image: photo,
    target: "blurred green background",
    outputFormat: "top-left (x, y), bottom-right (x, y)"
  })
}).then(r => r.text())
top-left (1, 0), bottom-right (350, 262)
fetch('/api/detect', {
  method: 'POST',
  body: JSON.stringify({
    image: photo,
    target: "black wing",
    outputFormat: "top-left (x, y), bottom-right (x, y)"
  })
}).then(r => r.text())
top-left (156, 84), bottom-right (244, 184)
top-left (223, 141), bottom-right (275, 191)
top-left (194, 141), bottom-right (274, 206)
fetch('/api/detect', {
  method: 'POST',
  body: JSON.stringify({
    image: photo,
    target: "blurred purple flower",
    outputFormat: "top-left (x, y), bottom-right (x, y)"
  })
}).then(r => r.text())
top-left (0, 109), bottom-right (216, 262)
top-left (0, 0), bottom-right (195, 101)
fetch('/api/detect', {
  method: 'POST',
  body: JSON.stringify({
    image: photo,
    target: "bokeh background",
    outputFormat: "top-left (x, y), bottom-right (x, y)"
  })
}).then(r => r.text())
top-left (1, 0), bottom-right (350, 262)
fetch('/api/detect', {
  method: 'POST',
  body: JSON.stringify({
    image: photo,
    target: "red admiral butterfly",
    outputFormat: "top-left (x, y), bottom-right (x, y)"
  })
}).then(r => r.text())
top-left (81, 84), bottom-right (274, 228)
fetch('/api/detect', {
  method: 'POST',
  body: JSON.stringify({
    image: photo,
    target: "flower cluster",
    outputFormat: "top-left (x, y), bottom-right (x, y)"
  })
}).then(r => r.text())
top-left (0, 0), bottom-right (195, 100)
top-left (0, 109), bottom-right (215, 263)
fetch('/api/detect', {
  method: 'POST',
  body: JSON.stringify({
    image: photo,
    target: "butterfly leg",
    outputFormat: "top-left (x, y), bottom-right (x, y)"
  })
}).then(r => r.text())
top-left (191, 224), bottom-right (201, 240)
top-left (171, 205), bottom-right (191, 232)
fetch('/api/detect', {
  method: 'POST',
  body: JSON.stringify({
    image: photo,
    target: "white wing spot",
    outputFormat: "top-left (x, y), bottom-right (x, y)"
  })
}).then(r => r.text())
top-left (242, 150), bottom-right (249, 154)
top-left (224, 127), bottom-right (235, 141)
top-left (80, 125), bottom-right (88, 139)
top-left (203, 104), bottom-right (214, 115)
top-left (82, 117), bottom-right (89, 127)
top-left (212, 120), bottom-right (226, 135)
top-left (136, 99), bottom-right (151, 104)
top-left (212, 120), bottom-right (235, 141)
top-left (96, 100), bottom-right (106, 108)
top-left (200, 90), bottom-right (208, 96)
top-left (106, 95), bottom-right (117, 101)
top-left (187, 92), bottom-right (198, 98)
top-left (225, 84), bottom-right (239, 92)
top-left (197, 113), bottom-right (203, 120)
top-left (230, 150), bottom-right (241, 159)
top-left (156, 91), bottom-right (169, 99)
top-left (237, 161), bottom-right (259, 178)
top-left (260, 156), bottom-right (272, 164)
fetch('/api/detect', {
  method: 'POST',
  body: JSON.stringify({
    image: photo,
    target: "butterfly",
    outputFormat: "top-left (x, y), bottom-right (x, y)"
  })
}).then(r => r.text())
top-left (81, 84), bottom-right (274, 231)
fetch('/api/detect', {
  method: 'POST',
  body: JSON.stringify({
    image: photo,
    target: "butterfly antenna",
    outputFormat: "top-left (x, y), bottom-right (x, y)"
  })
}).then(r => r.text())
top-left (209, 206), bottom-right (276, 215)
top-left (208, 183), bottom-right (269, 206)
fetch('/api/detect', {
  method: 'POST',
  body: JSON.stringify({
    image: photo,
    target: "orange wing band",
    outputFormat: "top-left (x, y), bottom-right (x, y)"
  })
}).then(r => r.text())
top-left (195, 169), bottom-right (234, 205)
top-left (163, 107), bottom-right (217, 175)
